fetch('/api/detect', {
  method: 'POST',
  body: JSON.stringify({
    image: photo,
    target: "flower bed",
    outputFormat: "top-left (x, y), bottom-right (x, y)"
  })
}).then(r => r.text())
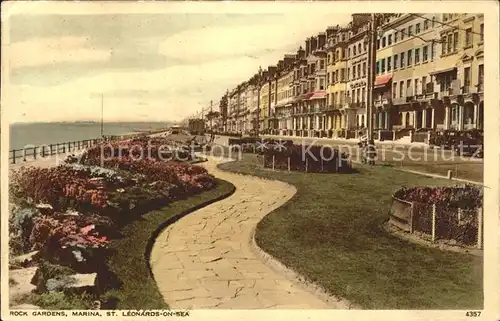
top-left (75, 137), bottom-right (196, 165)
top-left (390, 185), bottom-right (483, 247)
top-left (261, 143), bottom-right (351, 173)
top-left (228, 138), bottom-right (295, 154)
top-left (9, 137), bottom-right (217, 308)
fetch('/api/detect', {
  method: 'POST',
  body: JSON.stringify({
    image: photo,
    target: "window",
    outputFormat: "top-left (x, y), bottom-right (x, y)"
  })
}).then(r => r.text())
top-left (362, 88), bottom-right (366, 102)
top-left (480, 23), bottom-right (484, 42)
top-left (376, 61), bottom-right (380, 75)
top-left (348, 47), bottom-right (351, 57)
top-left (393, 83), bottom-right (397, 99)
top-left (353, 65), bottom-right (357, 78)
top-left (423, 45), bottom-right (428, 61)
top-left (399, 81), bottom-right (404, 97)
top-left (465, 28), bottom-right (472, 46)
top-left (358, 43), bottom-right (362, 53)
top-left (362, 62), bottom-right (366, 76)
top-left (353, 45), bottom-right (357, 56)
top-left (401, 29), bottom-right (405, 40)
top-left (320, 78), bottom-right (325, 90)
top-left (400, 52), bottom-right (405, 68)
top-left (441, 36), bottom-right (447, 54)
top-left (464, 67), bottom-right (471, 92)
top-left (320, 59), bottom-right (325, 70)
top-left (388, 34), bottom-right (392, 45)
top-left (408, 25), bottom-right (413, 36)
top-left (424, 20), bottom-right (429, 30)
top-left (382, 37), bottom-right (386, 48)
top-left (394, 31), bottom-right (399, 42)
top-left (414, 78), bottom-right (418, 95)
top-left (415, 48), bottom-right (420, 64)
top-left (394, 54), bottom-right (398, 69)
top-left (478, 64), bottom-right (484, 91)
top-left (381, 58), bottom-right (386, 73)
top-left (357, 65), bottom-right (361, 78)
top-left (406, 79), bottom-right (412, 96)
top-left (347, 68), bottom-right (351, 80)
top-left (387, 56), bottom-right (392, 71)
top-left (453, 31), bottom-right (458, 51)
top-left (416, 23), bottom-right (421, 34)
top-left (407, 49), bottom-right (412, 66)
top-left (422, 76), bottom-right (427, 93)
top-left (341, 68), bottom-right (345, 81)
top-left (356, 88), bottom-right (360, 103)
top-left (447, 34), bottom-right (452, 53)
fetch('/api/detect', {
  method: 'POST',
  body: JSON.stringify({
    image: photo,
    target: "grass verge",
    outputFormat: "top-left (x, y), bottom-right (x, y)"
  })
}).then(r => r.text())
top-left (103, 179), bottom-right (235, 309)
top-left (218, 153), bottom-right (483, 309)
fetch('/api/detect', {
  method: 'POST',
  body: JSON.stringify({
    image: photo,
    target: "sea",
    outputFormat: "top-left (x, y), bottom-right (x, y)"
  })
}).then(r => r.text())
top-left (8, 121), bottom-right (170, 151)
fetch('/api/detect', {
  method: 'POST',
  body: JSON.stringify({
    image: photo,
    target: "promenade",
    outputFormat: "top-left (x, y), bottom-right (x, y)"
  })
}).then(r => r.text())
top-left (150, 156), bottom-right (349, 309)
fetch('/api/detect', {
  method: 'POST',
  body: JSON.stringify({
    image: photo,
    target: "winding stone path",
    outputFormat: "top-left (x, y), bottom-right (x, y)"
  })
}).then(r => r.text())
top-left (150, 157), bottom-right (346, 309)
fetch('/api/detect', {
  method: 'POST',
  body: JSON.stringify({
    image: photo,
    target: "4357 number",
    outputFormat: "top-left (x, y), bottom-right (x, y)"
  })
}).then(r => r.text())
top-left (465, 311), bottom-right (481, 317)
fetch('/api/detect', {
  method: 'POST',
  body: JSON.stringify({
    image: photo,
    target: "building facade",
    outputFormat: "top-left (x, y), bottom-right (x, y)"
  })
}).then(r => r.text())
top-left (216, 12), bottom-right (484, 140)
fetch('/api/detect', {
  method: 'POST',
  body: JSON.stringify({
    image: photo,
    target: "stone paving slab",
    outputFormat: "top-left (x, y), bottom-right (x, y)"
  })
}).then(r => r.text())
top-left (150, 156), bottom-right (346, 309)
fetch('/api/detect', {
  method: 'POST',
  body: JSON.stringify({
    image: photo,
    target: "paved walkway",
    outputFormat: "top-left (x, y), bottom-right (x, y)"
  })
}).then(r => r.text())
top-left (150, 157), bottom-right (345, 309)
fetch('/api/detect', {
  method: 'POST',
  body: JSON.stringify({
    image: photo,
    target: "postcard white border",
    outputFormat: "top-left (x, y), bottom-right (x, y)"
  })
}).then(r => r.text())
top-left (1, 1), bottom-right (499, 321)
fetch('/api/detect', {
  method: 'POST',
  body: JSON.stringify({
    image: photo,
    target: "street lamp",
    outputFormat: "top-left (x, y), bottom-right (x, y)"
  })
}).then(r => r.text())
top-left (256, 66), bottom-right (263, 137)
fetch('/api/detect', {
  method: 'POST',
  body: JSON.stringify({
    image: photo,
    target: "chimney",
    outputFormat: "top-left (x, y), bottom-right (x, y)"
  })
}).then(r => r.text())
top-left (318, 33), bottom-right (326, 48)
top-left (326, 26), bottom-right (337, 38)
top-left (278, 60), bottom-right (284, 70)
top-left (311, 36), bottom-right (318, 52)
top-left (351, 13), bottom-right (371, 28)
top-left (305, 38), bottom-right (311, 56)
top-left (297, 46), bottom-right (305, 59)
top-left (284, 54), bottom-right (295, 67)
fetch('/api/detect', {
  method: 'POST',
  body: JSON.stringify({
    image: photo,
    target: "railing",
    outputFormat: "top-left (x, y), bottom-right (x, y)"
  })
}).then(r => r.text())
top-left (8, 129), bottom-right (166, 165)
top-left (9, 138), bottom-right (103, 165)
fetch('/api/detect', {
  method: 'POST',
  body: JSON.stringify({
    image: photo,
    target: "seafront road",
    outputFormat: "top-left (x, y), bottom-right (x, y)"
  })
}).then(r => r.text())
top-left (150, 156), bottom-right (348, 309)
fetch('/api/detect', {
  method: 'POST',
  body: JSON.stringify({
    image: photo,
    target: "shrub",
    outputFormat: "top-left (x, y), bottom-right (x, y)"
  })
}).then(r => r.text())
top-left (394, 184), bottom-right (482, 209)
top-left (9, 206), bottom-right (40, 254)
top-left (261, 143), bottom-right (351, 173)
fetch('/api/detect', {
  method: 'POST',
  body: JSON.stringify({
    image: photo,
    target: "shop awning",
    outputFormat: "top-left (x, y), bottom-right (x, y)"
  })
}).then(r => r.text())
top-left (374, 74), bottom-right (392, 88)
top-left (429, 67), bottom-right (457, 76)
top-left (309, 91), bottom-right (327, 100)
top-left (300, 92), bottom-right (315, 100)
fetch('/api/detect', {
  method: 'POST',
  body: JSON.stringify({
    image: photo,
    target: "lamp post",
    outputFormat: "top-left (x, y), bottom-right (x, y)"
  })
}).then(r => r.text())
top-left (256, 66), bottom-right (263, 137)
top-left (100, 93), bottom-right (104, 139)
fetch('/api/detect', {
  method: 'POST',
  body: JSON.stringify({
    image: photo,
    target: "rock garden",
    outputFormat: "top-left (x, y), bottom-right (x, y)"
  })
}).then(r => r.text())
top-left (8, 137), bottom-right (219, 309)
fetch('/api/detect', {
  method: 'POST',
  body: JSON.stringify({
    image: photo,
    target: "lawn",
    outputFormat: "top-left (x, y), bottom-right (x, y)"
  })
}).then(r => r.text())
top-left (218, 153), bottom-right (483, 309)
top-left (102, 178), bottom-right (235, 309)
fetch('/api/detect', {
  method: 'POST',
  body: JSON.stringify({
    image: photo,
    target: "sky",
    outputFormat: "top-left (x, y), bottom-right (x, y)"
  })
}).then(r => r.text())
top-left (1, 2), bottom-right (351, 123)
